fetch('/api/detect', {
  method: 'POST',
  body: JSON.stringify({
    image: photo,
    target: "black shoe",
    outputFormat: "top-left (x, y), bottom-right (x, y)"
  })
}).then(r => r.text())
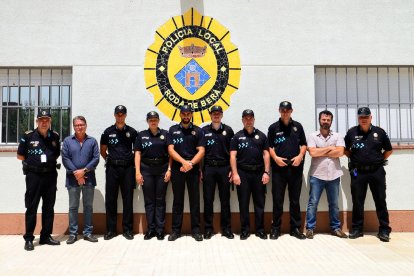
top-left (144, 231), bottom-right (156, 240)
top-left (255, 231), bottom-right (268, 240)
top-left (156, 232), bottom-right (165, 240)
top-left (204, 231), bottom-right (213, 240)
top-left (66, 235), bottom-right (77, 244)
top-left (168, 232), bottom-right (181, 241)
top-left (221, 230), bottom-right (234, 239)
top-left (240, 232), bottom-right (250, 240)
top-left (192, 233), bottom-right (203, 241)
top-left (39, 236), bottom-right (61, 245)
top-left (104, 232), bottom-right (117, 240)
top-left (269, 229), bottom-right (280, 240)
top-left (289, 228), bottom-right (306, 240)
top-left (377, 232), bottom-right (390, 242)
top-left (349, 229), bottom-right (364, 239)
top-left (83, 234), bottom-right (98, 242)
top-left (123, 231), bottom-right (134, 240)
top-left (24, 241), bottom-right (34, 251)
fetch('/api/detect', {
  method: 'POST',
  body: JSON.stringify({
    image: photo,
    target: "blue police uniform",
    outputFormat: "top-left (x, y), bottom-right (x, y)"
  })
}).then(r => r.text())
top-left (268, 118), bottom-right (307, 233)
top-left (134, 127), bottom-right (170, 237)
top-left (100, 124), bottom-right (138, 236)
top-left (230, 128), bottom-right (269, 235)
top-left (202, 123), bottom-right (234, 236)
top-left (168, 122), bottom-right (205, 236)
top-left (345, 124), bottom-right (392, 236)
top-left (17, 127), bottom-right (60, 244)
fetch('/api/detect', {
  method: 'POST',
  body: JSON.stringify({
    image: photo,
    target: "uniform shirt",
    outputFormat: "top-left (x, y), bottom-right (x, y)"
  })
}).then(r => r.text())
top-left (345, 125), bottom-right (392, 165)
top-left (17, 129), bottom-right (60, 167)
top-left (267, 118), bottom-right (307, 160)
top-left (168, 123), bottom-right (205, 160)
top-left (100, 124), bottom-right (138, 160)
top-left (307, 131), bottom-right (345, 181)
top-left (202, 123), bottom-right (234, 162)
top-left (134, 128), bottom-right (170, 159)
top-left (62, 135), bottom-right (100, 187)
top-left (230, 128), bottom-right (269, 166)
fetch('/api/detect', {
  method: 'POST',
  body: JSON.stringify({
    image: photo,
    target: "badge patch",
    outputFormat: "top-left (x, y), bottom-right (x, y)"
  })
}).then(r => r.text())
top-left (126, 132), bottom-right (130, 138)
top-left (144, 8), bottom-right (241, 124)
top-left (373, 133), bottom-right (378, 138)
top-left (191, 131), bottom-right (196, 135)
top-left (160, 135), bottom-right (165, 140)
top-left (255, 135), bottom-right (259, 139)
top-left (293, 127), bottom-right (297, 132)
top-left (222, 130), bottom-right (227, 136)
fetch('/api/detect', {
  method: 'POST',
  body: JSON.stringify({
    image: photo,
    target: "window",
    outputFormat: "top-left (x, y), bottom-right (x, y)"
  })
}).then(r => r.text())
top-left (0, 68), bottom-right (72, 144)
top-left (315, 66), bottom-right (414, 143)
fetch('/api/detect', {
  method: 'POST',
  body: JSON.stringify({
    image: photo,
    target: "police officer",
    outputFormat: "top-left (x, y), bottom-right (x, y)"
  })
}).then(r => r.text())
top-left (268, 101), bottom-right (307, 240)
top-left (345, 107), bottom-right (393, 242)
top-left (168, 104), bottom-right (205, 241)
top-left (230, 109), bottom-right (270, 240)
top-left (202, 105), bottom-right (234, 239)
top-left (17, 109), bottom-right (61, 251)
top-left (134, 111), bottom-right (172, 241)
top-left (100, 105), bottom-right (138, 240)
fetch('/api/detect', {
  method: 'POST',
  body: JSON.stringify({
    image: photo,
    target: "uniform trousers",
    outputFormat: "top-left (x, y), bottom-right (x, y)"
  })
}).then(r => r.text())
top-left (203, 165), bottom-right (231, 232)
top-left (141, 163), bottom-right (168, 234)
top-left (351, 166), bottom-right (391, 234)
top-left (105, 164), bottom-right (134, 233)
top-left (236, 168), bottom-right (265, 233)
top-left (24, 170), bottom-right (58, 241)
top-left (271, 164), bottom-right (303, 231)
top-left (171, 166), bottom-right (200, 234)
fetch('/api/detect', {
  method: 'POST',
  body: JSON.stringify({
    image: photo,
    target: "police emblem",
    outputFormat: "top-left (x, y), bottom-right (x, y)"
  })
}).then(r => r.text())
top-left (144, 8), bottom-right (241, 125)
top-left (222, 130), bottom-right (227, 136)
top-left (293, 127), bottom-right (297, 132)
top-left (255, 135), bottom-right (259, 140)
top-left (191, 131), bottom-right (196, 135)
top-left (373, 133), bottom-right (378, 138)
top-left (160, 135), bottom-right (165, 140)
top-left (126, 132), bottom-right (130, 138)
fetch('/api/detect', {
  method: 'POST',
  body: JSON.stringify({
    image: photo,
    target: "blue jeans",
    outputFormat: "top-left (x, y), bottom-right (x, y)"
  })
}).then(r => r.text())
top-left (68, 186), bottom-right (95, 236)
top-left (306, 176), bottom-right (341, 231)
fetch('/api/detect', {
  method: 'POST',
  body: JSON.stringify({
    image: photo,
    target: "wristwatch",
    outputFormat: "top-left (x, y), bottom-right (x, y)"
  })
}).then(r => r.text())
top-left (264, 171), bottom-right (270, 176)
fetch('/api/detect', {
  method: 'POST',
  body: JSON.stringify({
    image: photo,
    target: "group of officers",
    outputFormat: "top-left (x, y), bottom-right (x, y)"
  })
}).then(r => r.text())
top-left (17, 101), bottom-right (393, 251)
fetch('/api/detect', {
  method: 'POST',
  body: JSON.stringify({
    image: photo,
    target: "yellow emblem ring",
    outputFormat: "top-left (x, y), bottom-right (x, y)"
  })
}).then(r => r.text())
top-left (144, 8), bottom-right (241, 124)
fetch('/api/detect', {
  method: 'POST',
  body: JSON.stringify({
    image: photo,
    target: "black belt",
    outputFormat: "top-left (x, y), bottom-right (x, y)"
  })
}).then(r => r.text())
top-left (107, 159), bottom-right (134, 167)
top-left (22, 162), bottom-right (56, 174)
top-left (238, 164), bottom-right (263, 172)
top-left (141, 157), bottom-right (168, 166)
top-left (205, 159), bottom-right (229, 167)
top-left (349, 161), bottom-right (386, 172)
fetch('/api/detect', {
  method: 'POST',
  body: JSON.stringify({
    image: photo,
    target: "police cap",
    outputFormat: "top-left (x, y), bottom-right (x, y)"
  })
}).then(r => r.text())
top-left (146, 111), bottom-right (159, 120)
top-left (114, 105), bottom-right (127, 114)
top-left (37, 109), bottom-right (51, 119)
top-left (357, 107), bottom-right (371, 116)
top-left (209, 105), bottom-right (223, 113)
top-left (279, 101), bottom-right (292, 110)
top-left (180, 104), bottom-right (193, 113)
top-left (242, 109), bottom-right (254, 117)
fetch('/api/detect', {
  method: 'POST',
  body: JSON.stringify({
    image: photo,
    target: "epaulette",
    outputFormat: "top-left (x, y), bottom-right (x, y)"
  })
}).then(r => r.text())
top-left (25, 130), bottom-right (33, 135)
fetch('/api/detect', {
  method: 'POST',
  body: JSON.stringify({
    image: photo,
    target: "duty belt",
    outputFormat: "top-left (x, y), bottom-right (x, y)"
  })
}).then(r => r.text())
top-left (141, 157), bottom-right (168, 166)
top-left (349, 160), bottom-right (388, 173)
top-left (107, 159), bottom-right (134, 167)
top-left (205, 159), bottom-right (229, 167)
top-left (22, 161), bottom-right (57, 174)
top-left (238, 164), bottom-right (264, 172)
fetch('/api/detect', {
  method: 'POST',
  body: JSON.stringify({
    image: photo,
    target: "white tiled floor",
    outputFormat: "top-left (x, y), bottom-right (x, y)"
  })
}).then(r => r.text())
top-left (1, 233), bottom-right (414, 275)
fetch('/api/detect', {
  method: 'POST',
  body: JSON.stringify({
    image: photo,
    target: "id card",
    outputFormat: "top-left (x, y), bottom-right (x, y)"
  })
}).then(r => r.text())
top-left (41, 154), bottom-right (47, 163)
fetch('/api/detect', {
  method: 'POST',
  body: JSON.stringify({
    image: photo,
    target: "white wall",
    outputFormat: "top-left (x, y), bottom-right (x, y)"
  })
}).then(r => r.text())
top-left (1, 0), bottom-right (413, 213)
